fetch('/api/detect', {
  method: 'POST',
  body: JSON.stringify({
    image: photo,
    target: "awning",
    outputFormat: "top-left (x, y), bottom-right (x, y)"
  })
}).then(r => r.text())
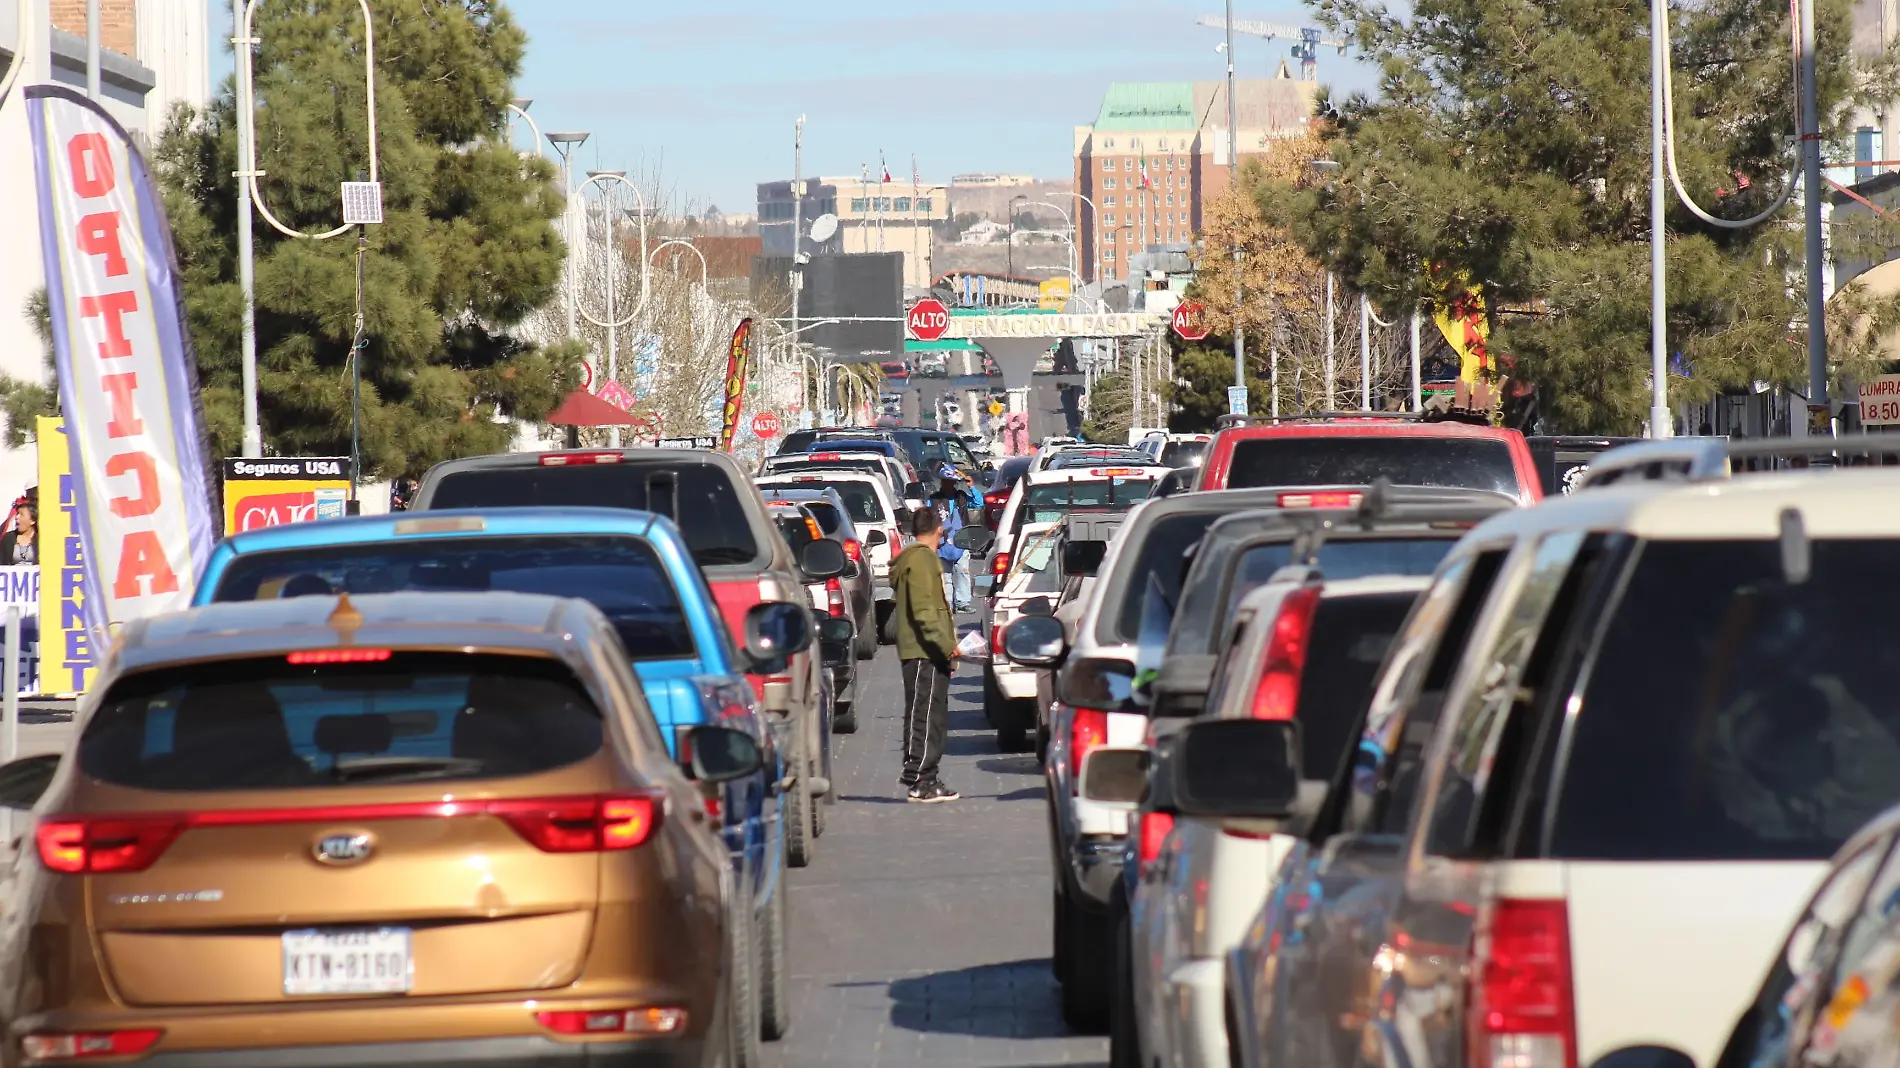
top-left (545, 390), bottom-right (640, 427)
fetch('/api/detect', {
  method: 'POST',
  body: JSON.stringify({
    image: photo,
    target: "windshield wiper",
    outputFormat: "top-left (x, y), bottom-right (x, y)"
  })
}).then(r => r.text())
top-left (327, 755), bottom-right (483, 783)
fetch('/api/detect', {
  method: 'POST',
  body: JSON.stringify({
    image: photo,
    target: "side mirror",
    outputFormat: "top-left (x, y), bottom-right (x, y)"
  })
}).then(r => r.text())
top-left (1173, 719), bottom-right (1301, 819)
top-left (1080, 747), bottom-right (1148, 804)
top-left (1055, 656), bottom-right (1138, 711)
top-left (0, 754), bottom-right (58, 810)
top-left (952, 527), bottom-right (994, 554)
top-left (799, 538), bottom-right (847, 580)
top-left (1061, 540), bottom-right (1109, 577)
top-left (865, 529), bottom-right (888, 547)
top-left (685, 725), bottom-right (764, 783)
top-left (816, 616), bottom-right (855, 646)
top-left (743, 601), bottom-right (813, 673)
top-left (1002, 614), bottom-right (1068, 667)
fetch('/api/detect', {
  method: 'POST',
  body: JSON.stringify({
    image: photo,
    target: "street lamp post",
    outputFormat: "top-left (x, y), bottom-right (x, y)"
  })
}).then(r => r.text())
top-left (1224, 0), bottom-right (1246, 405)
top-left (546, 131), bottom-right (590, 343)
top-left (506, 98), bottom-right (548, 159)
top-left (575, 171), bottom-right (652, 448)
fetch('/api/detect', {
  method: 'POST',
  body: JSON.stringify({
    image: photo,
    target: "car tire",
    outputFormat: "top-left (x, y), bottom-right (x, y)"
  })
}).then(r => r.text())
top-left (834, 703), bottom-right (858, 735)
top-left (1062, 897), bottom-right (1112, 1034)
top-left (982, 667), bottom-right (1004, 729)
top-left (877, 603), bottom-right (897, 646)
top-left (855, 612), bottom-right (877, 660)
top-left (758, 865), bottom-right (791, 1042)
top-left (1053, 885), bottom-right (1071, 981)
top-left (1109, 883), bottom-right (1140, 1068)
top-left (1036, 724), bottom-right (1050, 765)
top-left (997, 723), bottom-right (1028, 753)
top-left (728, 864), bottom-right (764, 1068)
top-left (784, 739), bottom-right (815, 869)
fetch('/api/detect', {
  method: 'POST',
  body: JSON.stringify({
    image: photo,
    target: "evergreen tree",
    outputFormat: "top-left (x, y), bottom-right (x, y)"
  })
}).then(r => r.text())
top-left (150, 0), bottom-right (576, 474)
top-left (1264, 0), bottom-right (1900, 433)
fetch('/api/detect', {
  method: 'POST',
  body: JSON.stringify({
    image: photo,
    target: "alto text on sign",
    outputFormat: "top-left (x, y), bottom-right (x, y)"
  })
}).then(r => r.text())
top-left (907, 299), bottom-right (951, 342)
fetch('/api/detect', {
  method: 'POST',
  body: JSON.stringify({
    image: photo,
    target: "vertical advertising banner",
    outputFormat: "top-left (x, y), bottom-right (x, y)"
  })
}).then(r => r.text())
top-left (37, 418), bottom-right (97, 696)
top-left (222, 458), bottom-right (354, 534)
top-left (720, 318), bottom-right (752, 452)
top-left (27, 86), bottom-right (217, 633)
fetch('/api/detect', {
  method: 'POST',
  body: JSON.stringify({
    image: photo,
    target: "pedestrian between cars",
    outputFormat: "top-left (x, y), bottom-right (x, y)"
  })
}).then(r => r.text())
top-left (894, 506), bottom-right (961, 804)
top-left (936, 464), bottom-right (977, 613)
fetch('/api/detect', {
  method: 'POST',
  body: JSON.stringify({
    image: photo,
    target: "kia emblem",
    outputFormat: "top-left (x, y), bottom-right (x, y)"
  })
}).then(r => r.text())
top-left (313, 833), bottom-right (373, 865)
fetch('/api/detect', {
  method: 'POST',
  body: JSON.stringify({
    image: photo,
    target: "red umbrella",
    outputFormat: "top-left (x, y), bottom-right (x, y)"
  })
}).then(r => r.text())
top-left (545, 390), bottom-right (639, 427)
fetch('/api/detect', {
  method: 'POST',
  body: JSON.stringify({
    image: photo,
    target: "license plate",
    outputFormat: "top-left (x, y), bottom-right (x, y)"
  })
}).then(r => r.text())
top-left (282, 928), bottom-right (412, 996)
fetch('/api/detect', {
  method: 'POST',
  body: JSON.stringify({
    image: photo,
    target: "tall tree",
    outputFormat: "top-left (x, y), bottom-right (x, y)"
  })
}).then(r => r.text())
top-left (1265, 0), bottom-right (1900, 433)
top-left (151, 0), bottom-right (576, 474)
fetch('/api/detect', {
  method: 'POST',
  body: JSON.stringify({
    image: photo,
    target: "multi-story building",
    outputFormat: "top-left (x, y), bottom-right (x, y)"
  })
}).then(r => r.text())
top-left (757, 175), bottom-right (950, 288)
top-left (1073, 77), bottom-right (1318, 282)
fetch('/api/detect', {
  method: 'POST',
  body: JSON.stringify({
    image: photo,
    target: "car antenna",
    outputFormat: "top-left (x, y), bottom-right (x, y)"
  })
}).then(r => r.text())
top-left (1778, 507), bottom-right (1810, 585)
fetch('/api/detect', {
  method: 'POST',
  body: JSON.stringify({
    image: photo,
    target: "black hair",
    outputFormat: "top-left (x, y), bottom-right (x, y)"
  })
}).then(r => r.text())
top-left (911, 508), bottom-right (941, 537)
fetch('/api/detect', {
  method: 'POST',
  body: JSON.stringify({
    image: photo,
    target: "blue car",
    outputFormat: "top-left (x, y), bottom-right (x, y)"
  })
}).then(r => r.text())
top-left (189, 506), bottom-right (836, 1046)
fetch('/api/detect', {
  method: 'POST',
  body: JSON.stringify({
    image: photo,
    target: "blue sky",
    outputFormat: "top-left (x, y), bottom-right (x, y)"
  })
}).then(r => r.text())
top-left (506, 0), bottom-right (1381, 215)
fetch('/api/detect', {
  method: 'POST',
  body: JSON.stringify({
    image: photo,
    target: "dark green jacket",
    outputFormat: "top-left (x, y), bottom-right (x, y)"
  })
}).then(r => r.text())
top-left (893, 541), bottom-right (955, 661)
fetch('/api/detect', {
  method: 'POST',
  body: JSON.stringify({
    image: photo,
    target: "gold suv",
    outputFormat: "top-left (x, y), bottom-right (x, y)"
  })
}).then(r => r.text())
top-left (0, 591), bottom-right (761, 1068)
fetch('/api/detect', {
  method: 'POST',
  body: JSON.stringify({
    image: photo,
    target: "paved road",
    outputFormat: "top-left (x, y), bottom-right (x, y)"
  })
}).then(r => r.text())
top-left (766, 634), bottom-right (1106, 1068)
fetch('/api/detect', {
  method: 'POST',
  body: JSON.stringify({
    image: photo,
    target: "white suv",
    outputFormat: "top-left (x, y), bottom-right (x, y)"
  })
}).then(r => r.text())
top-left (755, 471), bottom-right (907, 644)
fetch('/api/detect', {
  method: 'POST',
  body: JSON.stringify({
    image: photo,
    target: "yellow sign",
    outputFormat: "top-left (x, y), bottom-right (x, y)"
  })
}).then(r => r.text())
top-left (1432, 281), bottom-right (1491, 385)
top-left (989, 400), bottom-right (1005, 417)
top-left (222, 458), bottom-right (354, 535)
top-left (38, 417), bottom-right (95, 696)
top-left (1039, 277), bottom-right (1073, 310)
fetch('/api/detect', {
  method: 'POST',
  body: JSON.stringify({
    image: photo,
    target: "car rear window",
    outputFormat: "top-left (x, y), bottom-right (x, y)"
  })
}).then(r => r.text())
top-left (1009, 528), bottom-right (1066, 595)
top-left (80, 652), bottom-right (602, 792)
top-left (1105, 512), bottom-right (1224, 643)
top-left (211, 536), bottom-right (696, 659)
top-left (1225, 437), bottom-right (1521, 496)
top-left (803, 502), bottom-right (843, 535)
top-left (1552, 539), bottom-right (1900, 862)
top-left (774, 515), bottom-right (819, 553)
top-left (1295, 593), bottom-right (1417, 780)
top-left (1022, 479), bottom-right (1155, 524)
top-left (1226, 538), bottom-right (1456, 620)
top-left (1161, 441), bottom-right (1208, 468)
top-left (426, 463), bottom-right (761, 567)
top-left (760, 479), bottom-right (886, 523)
top-left (764, 457), bottom-right (886, 478)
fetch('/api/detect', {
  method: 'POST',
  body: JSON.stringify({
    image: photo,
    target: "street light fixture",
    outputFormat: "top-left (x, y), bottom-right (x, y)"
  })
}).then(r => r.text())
top-left (545, 132), bottom-right (591, 342)
top-left (575, 170), bottom-right (652, 447)
top-left (505, 99), bottom-right (546, 159)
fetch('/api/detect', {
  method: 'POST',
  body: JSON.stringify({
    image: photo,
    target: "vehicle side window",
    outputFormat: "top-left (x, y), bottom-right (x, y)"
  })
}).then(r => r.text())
top-left (945, 437), bottom-right (977, 468)
top-left (1420, 531), bottom-right (1584, 858)
top-left (1353, 549), bottom-right (1509, 837)
top-left (588, 618), bottom-right (668, 756)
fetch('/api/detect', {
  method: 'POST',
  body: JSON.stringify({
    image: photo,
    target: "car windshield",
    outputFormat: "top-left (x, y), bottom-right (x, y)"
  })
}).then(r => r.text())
top-left (80, 652), bottom-right (603, 792)
top-left (1552, 539), bottom-right (1900, 862)
top-left (211, 536), bottom-right (697, 660)
top-left (761, 479), bottom-right (886, 523)
top-left (1225, 437), bottom-right (1521, 496)
top-left (1022, 479), bottom-right (1156, 524)
top-left (426, 463), bottom-right (761, 567)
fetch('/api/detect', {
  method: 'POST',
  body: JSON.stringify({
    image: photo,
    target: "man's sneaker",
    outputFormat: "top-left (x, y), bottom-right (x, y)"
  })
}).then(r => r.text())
top-left (908, 780), bottom-right (960, 804)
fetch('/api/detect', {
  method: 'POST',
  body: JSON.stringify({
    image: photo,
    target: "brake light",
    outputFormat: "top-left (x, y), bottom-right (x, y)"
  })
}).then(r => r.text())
top-left (1069, 707), bottom-right (1109, 782)
top-left (1137, 812), bottom-right (1174, 867)
top-left (1250, 586), bottom-right (1323, 721)
top-left (1467, 899), bottom-right (1576, 1068)
top-left (826, 577), bottom-right (846, 617)
top-left (843, 538), bottom-right (863, 563)
top-left (991, 623), bottom-right (1006, 657)
top-left (21, 1030), bottom-right (164, 1060)
top-left (539, 451), bottom-right (622, 466)
top-left (1277, 491), bottom-right (1363, 509)
top-left (810, 452), bottom-right (843, 461)
top-left (991, 551), bottom-right (1011, 577)
top-left (490, 794), bottom-right (661, 853)
top-left (535, 1007), bottom-right (688, 1036)
top-left (35, 817), bottom-right (184, 874)
top-left (1095, 467), bottom-right (1144, 476)
top-left (287, 648), bottom-right (392, 665)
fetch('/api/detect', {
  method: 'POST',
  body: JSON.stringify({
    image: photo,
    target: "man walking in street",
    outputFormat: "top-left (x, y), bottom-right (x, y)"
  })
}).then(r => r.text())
top-left (893, 507), bottom-right (961, 803)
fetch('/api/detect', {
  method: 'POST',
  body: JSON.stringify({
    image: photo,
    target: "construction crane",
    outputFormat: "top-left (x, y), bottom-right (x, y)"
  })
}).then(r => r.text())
top-left (1195, 15), bottom-right (1346, 81)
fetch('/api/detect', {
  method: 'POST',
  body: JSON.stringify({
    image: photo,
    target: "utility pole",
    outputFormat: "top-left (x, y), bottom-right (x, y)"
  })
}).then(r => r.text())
top-left (1648, 0), bottom-right (1671, 438)
top-left (1359, 293), bottom-right (1372, 410)
top-left (85, 0), bottom-right (99, 99)
top-left (1410, 309), bottom-right (1423, 412)
top-left (1226, 0), bottom-right (1246, 405)
top-left (1798, 0), bottom-right (1830, 432)
top-left (234, 0), bottom-right (261, 457)
top-left (1324, 272), bottom-right (1336, 410)
top-left (791, 116), bottom-right (805, 419)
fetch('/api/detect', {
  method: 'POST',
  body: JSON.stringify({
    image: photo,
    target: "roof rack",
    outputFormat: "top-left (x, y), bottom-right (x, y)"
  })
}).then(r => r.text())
top-left (1215, 411), bottom-right (1422, 428)
top-left (1576, 434), bottom-right (1900, 490)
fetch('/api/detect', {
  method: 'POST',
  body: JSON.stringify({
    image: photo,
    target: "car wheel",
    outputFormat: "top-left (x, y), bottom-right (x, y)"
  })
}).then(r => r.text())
top-left (855, 611), bottom-right (877, 660)
top-left (997, 723), bottom-right (1028, 753)
top-left (784, 736), bottom-right (814, 868)
top-left (1036, 724), bottom-right (1050, 765)
top-left (833, 702), bottom-right (858, 735)
top-left (1109, 883), bottom-right (1140, 1068)
top-left (1053, 885), bottom-right (1071, 981)
top-left (982, 667), bottom-right (1005, 729)
top-left (878, 603), bottom-right (897, 646)
top-left (1062, 897), bottom-right (1112, 1033)
top-left (727, 863), bottom-right (764, 1068)
top-left (758, 865), bottom-right (791, 1041)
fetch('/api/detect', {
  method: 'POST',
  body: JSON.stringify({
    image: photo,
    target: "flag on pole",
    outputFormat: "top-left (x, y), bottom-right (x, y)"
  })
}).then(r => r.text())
top-left (880, 152), bottom-right (891, 183)
top-left (719, 318), bottom-right (753, 452)
top-left (26, 85), bottom-right (217, 639)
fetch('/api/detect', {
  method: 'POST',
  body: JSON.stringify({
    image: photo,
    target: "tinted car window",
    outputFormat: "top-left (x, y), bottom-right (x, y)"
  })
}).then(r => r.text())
top-left (1227, 538), bottom-right (1457, 622)
top-left (775, 515), bottom-right (818, 553)
top-left (760, 479), bottom-right (886, 523)
top-left (1553, 539), bottom-right (1900, 861)
top-left (213, 537), bottom-right (697, 659)
top-left (81, 652), bottom-right (602, 792)
top-left (1160, 441), bottom-right (1208, 467)
top-left (990, 457), bottom-right (1033, 493)
top-left (1023, 479), bottom-right (1156, 524)
top-left (1226, 437), bottom-right (1521, 496)
top-left (427, 464), bottom-right (760, 567)
top-left (1106, 512), bottom-right (1225, 643)
top-left (803, 502), bottom-right (843, 536)
top-left (1298, 593), bottom-right (1418, 781)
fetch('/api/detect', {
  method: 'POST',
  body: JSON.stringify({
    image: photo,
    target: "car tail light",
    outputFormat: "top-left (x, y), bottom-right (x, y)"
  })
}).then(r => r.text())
top-left (1277, 491), bottom-right (1363, 509)
top-left (491, 794), bottom-right (661, 853)
top-left (991, 623), bottom-right (1006, 657)
top-left (1250, 586), bottom-right (1323, 721)
top-left (539, 451), bottom-right (621, 466)
top-left (991, 551), bottom-right (1011, 577)
top-left (1467, 899), bottom-right (1576, 1068)
top-left (35, 816), bottom-right (184, 874)
top-left (21, 1030), bottom-right (164, 1060)
top-left (1137, 812), bottom-right (1174, 867)
top-left (843, 538), bottom-right (863, 563)
top-left (535, 1007), bottom-right (688, 1035)
top-left (287, 648), bottom-right (392, 665)
top-left (826, 577), bottom-right (846, 617)
top-left (1069, 707), bottom-right (1109, 782)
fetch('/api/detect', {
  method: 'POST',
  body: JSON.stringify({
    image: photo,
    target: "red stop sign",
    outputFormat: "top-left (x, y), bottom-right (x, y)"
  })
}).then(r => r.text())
top-left (907, 298), bottom-right (951, 342)
top-left (752, 412), bottom-right (781, 439)
top-left (1172, 301), bottom-right (1210, 342)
